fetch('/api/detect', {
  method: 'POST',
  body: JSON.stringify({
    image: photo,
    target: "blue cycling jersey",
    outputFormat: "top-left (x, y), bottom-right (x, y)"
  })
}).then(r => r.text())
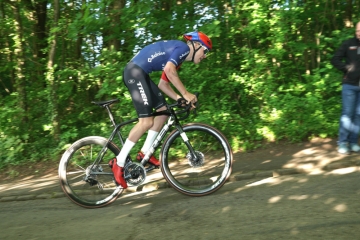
top-left (130, 40), bottom-right (190, 74)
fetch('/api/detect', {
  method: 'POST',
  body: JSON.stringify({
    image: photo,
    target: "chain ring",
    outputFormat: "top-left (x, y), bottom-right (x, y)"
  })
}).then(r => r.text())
top-left (123, 162), bottom-right (146, 187)
top-left (186, 151), bottom-right (205, 167)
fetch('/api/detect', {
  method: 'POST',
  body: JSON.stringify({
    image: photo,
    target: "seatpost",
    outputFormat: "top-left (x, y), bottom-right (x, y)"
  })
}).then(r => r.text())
top-left (104, 105), bottom-right (125, 146)
top-left (105, 105), bottom-right (117, 127)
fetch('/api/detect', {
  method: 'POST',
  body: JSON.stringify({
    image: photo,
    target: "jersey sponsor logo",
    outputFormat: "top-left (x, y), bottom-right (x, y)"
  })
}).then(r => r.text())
top-left (179, 51), bottom-right (189, 59)
top-left (137, 82), bottom-right (149, 105)
top-left (148, 51), bottom-right (165, 62)
top-left (349, 46), bottom-right (357, 50)
top-left (128, 79), bottom-right (135, 84)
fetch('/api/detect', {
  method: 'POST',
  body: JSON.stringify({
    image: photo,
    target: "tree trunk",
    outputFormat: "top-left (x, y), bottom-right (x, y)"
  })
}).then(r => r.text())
top-left (46, 0), bottom-right (60, 141)
top-left (11, 1), bottom-right (28, 123)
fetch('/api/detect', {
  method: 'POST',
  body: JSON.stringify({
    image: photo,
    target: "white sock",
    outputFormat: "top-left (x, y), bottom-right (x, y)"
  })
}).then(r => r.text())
top-left (141, 130), bottom-right (158, 153)
top-left (116, 139), bottom-right (135, 167)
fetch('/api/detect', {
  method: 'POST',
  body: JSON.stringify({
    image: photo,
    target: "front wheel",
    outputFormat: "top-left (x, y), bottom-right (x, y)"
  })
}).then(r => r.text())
top-left (58, 136), bottom-right (123, 208)
top-left (160, 123), bottom-right (233, 196)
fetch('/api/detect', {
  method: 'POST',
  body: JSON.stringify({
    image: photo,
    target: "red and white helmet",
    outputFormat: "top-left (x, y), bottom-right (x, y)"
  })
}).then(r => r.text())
top-left (183, 31), bottom-right (212, 51)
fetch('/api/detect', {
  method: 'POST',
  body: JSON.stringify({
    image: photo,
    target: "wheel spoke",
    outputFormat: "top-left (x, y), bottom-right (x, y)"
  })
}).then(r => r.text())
top-left (161, 124), bottom-right (233, 196)
top-left (59, 137), bottom-right (122, 208)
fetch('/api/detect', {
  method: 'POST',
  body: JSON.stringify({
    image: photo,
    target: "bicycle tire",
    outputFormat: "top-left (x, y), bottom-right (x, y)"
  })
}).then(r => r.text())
top-left (58, 136), bottom-right (123, 208)
top-left (160, 123), bottom-right (233, 196)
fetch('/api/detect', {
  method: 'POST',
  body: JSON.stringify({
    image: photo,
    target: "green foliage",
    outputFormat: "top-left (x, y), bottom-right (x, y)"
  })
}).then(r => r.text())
top-left (1, 0), bottom-right (359, 168)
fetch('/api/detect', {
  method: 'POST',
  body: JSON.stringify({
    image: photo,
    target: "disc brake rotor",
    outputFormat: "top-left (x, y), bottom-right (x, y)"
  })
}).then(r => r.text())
top-left (186, 151), bottom-right (205, 167)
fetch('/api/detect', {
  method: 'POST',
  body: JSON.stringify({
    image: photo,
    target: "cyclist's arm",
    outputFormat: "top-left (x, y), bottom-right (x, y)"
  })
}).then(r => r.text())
top-left (158, 79), bottom-right (181, 101)
top-left (162, 61), bottom-right (197, 105)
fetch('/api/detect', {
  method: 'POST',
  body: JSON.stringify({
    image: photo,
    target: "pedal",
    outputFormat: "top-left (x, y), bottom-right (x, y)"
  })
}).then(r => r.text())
top-left (145, 165), bottom-right (159, 172)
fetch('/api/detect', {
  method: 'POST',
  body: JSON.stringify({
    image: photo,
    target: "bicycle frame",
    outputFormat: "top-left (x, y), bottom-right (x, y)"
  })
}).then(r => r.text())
top-left (88, 100), bottom-right (198, 176)
top-left (59, 91), bottom-right (233, 208)
top-left (142, 106), bottom-right (200, 166)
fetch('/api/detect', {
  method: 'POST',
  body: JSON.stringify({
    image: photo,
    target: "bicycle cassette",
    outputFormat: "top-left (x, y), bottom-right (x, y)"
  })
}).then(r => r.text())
top-left (84, 165), bottom-right (103, 186)
top-left (123, 162), bottom-right (146, 187)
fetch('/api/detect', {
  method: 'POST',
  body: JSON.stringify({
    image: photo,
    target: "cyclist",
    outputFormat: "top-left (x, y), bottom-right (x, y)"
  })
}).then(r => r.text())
top-left (109, 31), bottom-right (212, 188)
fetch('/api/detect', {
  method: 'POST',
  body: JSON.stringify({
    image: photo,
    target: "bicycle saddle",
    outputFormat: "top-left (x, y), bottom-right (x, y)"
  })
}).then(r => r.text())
top-left (92, 99), bottom-right (119, 107)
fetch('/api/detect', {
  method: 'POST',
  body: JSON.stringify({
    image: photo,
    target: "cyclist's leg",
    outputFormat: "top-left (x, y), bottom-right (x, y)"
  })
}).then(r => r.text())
top-left (141, 129), bottom-right (158, 153)
top-left (140, 106), bottom-right (168, 149)
top-left (139, 78), bottom-right (168, 152)
top-left (152, 106), bottom-right (169, 131)
top-left (148, 79), bottom-right (168, 131)
top-left (117, 63), bottom-right (161, 166)
top-left (128, 117), bottom-right (154, 144)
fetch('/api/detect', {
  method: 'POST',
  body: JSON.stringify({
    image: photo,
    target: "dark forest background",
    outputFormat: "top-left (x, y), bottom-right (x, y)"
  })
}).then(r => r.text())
top-left (0, 0), bottom-right (358, 168)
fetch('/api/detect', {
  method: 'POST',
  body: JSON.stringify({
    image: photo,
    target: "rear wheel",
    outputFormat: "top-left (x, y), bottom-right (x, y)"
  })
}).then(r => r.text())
top-left (160, 123), bottom-right (233, 196)
top-left (58, 136), bottom-right (123, 208)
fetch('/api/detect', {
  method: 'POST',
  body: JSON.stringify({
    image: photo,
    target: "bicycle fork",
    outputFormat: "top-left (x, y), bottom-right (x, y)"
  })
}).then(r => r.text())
top-left (140, 117), bottom-right (199, 167)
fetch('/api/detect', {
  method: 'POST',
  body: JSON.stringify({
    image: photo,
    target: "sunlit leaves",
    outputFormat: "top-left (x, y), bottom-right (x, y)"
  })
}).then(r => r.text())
top-left (0, 0), bottom-right (359, 167)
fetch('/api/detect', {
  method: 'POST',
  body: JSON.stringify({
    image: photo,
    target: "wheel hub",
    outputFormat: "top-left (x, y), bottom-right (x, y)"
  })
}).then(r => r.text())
top-left (84, 165), bottom-right (103, 186)
top-left (186, 151), bottom-right (205, 167)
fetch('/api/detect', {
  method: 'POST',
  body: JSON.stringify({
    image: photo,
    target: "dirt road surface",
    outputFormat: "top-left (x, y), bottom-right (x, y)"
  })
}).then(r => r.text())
top-left (0, 168), bottom-right (359, 240)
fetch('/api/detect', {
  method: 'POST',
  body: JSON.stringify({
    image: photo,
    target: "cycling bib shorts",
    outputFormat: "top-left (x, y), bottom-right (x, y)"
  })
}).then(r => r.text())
top-left (123, 62), bottom-right (166, 118)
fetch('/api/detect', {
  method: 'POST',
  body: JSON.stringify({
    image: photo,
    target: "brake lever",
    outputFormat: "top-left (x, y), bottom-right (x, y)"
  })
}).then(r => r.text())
top-left (176, 92), bottom-right (200, 116)
top-left (177, 98), bottom-right (188, 108)
top-left (193, 102), bottom-right (199, 115)
top-left (193, 92), bottom-right (200, 115)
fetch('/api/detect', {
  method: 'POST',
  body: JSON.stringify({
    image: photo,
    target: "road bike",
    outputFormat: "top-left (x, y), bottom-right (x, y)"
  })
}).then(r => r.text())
top-left (58, 94), bottom-right (233, 208)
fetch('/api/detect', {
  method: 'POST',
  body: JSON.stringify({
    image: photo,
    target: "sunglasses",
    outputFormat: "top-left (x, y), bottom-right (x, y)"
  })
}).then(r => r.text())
top-left (199, 43), bottom-right (209, 55)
